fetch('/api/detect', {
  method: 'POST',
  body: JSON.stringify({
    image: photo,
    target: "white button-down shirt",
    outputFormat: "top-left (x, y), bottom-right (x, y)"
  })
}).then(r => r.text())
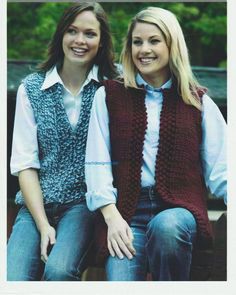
top-left (11, 65), bottom-right (99, 176)
top-left (85, 75), bottom-right (227, 211)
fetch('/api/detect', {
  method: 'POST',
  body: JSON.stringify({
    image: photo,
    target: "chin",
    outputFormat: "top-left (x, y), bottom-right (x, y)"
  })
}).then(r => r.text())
top-left (139, 70), bottom-right (154, 76)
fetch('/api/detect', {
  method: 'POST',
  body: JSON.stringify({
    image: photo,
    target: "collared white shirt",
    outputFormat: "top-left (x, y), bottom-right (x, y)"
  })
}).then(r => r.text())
top-left (11, 65), bottom-right (99, 176)
top-left (85, 75), bottom-right (227, 211)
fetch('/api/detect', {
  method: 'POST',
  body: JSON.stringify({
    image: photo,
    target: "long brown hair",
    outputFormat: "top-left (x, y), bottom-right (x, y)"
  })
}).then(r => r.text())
top-left (38, 2), bottom-right (117, 80)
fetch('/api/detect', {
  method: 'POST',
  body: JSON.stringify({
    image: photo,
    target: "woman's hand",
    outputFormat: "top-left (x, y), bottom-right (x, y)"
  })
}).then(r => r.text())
top-left (19, 169), bottom-right (56, 263)
top-left (39, 223), bottom-right (56, 263)
top-left (101, 204), bottom-right (136, 259)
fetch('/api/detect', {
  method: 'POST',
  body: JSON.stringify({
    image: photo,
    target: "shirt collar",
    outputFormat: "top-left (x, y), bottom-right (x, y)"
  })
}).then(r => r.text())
top-left (84, 64), bottom-right (100, 85)
top-left (136, 73), bottom-right (172, 92)
top-left (40, 65), bottom-right (100, 90)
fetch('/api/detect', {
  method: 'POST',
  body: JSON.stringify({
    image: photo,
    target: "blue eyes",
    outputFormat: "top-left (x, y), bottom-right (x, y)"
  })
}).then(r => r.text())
top-left (66, 28), bottom-right (97, 38)
top-left (86, 32), bottom-right (97, 38)
top-left (67, 28), bottom-right (76, 35)
top-left (132, 39), bottom-right (160, 46)
top-left (151, 39), bottom-right (160, 44)
top-left (133, 40), bottom-right (142, 46)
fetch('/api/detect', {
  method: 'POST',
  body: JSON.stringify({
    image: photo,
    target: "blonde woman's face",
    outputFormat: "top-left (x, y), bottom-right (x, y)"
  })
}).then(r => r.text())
top-left (131, 22), bottom-right (170, 87)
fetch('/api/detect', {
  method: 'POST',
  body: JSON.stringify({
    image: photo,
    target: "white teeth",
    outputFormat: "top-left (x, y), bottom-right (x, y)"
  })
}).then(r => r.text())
top-left (72, 48), bottom-right (87, 53)
top-left (140, 57), bottom-right (155, 63)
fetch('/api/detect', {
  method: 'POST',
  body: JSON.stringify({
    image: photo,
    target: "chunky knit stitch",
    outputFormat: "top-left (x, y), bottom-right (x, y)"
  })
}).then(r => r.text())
top-left (15, 72), bottom-right (101, 205)
top-left (93, 80), bottom-right (212, 266)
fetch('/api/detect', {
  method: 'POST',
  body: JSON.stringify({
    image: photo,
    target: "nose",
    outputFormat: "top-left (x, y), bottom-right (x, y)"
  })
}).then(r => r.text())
top-left (140, 42), bottom-right (152, 54)
top-left (74, 32), bottom-right (86, 44)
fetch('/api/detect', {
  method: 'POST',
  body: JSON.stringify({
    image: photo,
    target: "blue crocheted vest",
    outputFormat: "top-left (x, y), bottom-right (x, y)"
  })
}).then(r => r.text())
top-left (15, 72), bottom-right (101, 205)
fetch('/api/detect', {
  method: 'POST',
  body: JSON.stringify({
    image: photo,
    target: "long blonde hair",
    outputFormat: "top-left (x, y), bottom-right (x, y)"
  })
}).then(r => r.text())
top-left (121, 7), bottom-right (204, 110)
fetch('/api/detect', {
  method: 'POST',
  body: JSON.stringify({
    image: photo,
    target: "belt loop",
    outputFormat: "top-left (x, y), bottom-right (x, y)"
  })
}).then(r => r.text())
top-left (149, 186), bottom-right (156, 200)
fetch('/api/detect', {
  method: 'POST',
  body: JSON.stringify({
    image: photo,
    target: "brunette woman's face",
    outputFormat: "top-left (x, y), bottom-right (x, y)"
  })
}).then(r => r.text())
top-left (131, 22), bottom-right (170, 87)
top-left (62, 10), bottom-right (101, 68)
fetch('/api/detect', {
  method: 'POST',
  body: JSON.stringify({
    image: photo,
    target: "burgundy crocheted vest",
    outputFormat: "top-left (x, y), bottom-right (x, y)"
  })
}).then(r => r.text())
top-left (93, 80), bottom-right (213, 266)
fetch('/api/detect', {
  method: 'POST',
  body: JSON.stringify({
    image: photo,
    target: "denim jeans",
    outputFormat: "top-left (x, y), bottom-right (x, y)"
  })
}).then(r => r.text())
top-left (7, 200), bottom-right (95, 281)
top-left (106, 187), bottom-right (197, 281)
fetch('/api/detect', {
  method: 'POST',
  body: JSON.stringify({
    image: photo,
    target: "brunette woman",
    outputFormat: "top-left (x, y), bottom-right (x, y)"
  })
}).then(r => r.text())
top-left (8, 2), bottom-right (117, 281)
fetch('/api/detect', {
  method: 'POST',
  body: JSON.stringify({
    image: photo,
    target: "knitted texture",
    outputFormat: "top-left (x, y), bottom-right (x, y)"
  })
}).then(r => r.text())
top-left (15, 72), bottom-right (101, 205)
top-left (94, 80), bottom-right (212, 266)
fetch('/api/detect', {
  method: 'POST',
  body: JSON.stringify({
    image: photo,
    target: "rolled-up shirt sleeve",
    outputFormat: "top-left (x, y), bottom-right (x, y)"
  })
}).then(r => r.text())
top-left (201, 94), bottom-right (227, 204)
top-left (85, 86), bottom-right (117, 211)
top-left (10, 84), bottom-right (40, 176)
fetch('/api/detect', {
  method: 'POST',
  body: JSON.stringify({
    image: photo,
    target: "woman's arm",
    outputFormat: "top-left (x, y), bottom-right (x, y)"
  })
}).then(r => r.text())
top-left (11, 84), bottom-right (55, 262)
top-left (11, 84), bottom-right (40, 176)
top-left (100, 204), bottom-right (136, 259)
top-left (201, 94), bottom-right (227, 204)
top-left (19, 169), bottom-right (56, 262)
top-left (85, 86), bottom-right (135, 259)
top-left (85, 86), bottom-right (117, 211)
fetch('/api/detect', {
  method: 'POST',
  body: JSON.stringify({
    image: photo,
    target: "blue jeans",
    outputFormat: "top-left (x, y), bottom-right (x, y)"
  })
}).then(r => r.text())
top-left (106, 187), bottom-right (197, 281)
top-left (7, 200), bottom-right (95, 281)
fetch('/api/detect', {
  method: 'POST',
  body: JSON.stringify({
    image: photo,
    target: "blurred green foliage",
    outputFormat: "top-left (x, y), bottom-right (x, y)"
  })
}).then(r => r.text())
top-left (7, 1), bottom-right (227, 68)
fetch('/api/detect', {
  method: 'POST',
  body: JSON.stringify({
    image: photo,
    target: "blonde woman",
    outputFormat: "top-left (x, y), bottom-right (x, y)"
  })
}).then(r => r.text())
top-left (85, 7), bottom-right (226, 280)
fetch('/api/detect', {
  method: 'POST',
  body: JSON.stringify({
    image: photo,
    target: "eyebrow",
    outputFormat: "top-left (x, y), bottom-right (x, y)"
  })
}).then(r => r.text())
top-left (132, 34), bottom-right (162, 39)
top-left (68, 24), bottom-right (98, 32)
top-left (68, 24), bottom-right (77, 29)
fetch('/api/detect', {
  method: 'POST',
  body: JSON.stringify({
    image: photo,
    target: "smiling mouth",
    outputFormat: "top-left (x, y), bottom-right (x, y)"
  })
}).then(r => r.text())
top-left (71, 48), bottom-right (88, 56)
top-left (139, 57), bottom-right (157, 65)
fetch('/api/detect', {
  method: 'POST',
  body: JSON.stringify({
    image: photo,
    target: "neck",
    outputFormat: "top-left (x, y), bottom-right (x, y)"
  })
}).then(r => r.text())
top-left (141, 69), bottom-right (171, 89)
top-left (59, 61), bottom-right (92, 95)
